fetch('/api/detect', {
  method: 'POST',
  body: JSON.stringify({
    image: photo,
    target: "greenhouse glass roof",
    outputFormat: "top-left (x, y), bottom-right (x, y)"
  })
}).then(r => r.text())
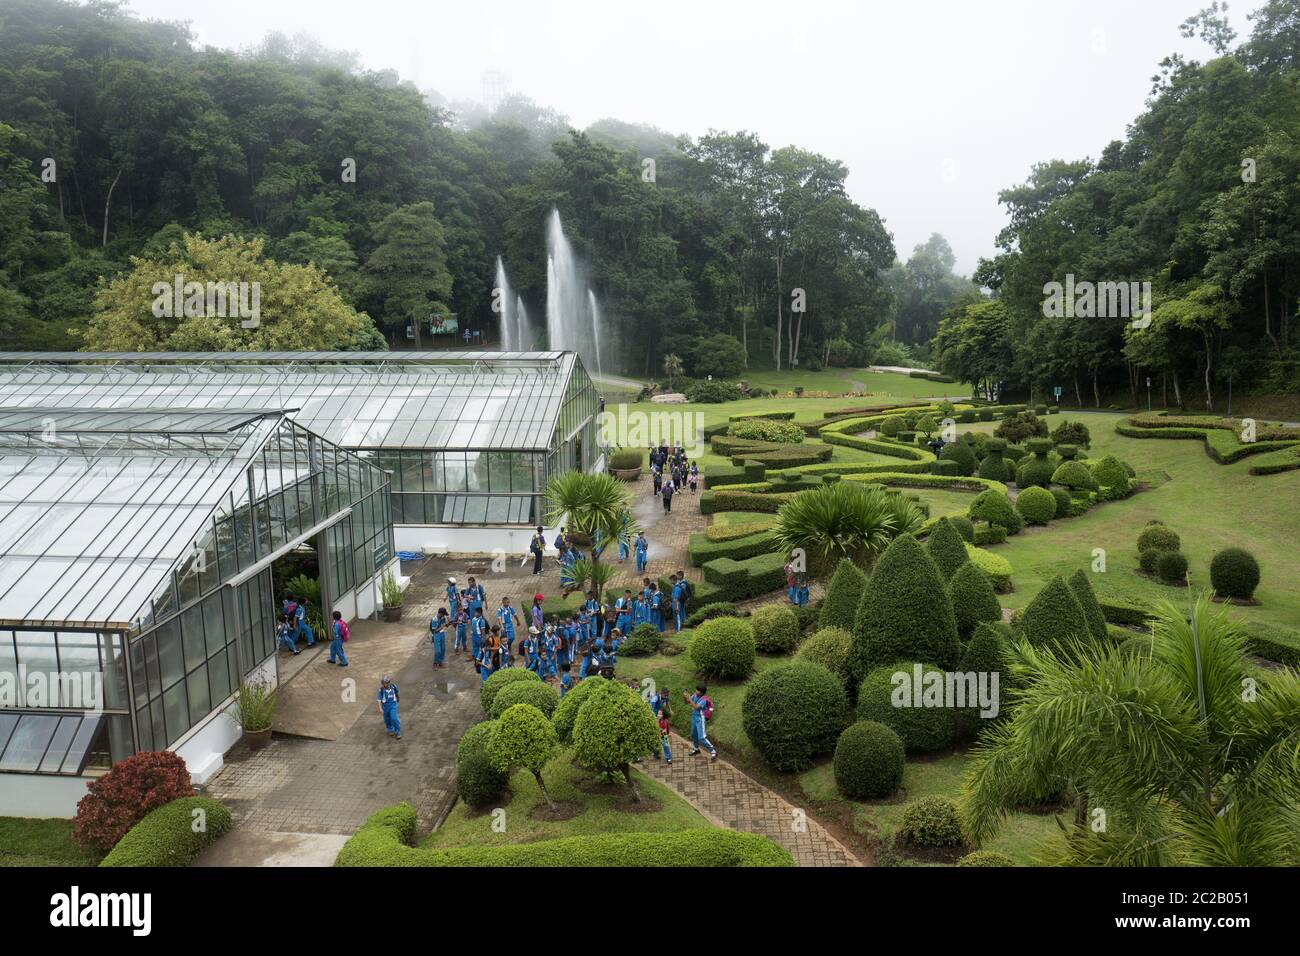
top-left (0, 409), bottom-right (283, 629)
top-left (0, 352), bottom-right (579, 452)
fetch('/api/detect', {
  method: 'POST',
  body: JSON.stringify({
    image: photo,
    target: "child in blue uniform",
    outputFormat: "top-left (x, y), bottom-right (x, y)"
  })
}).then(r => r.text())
top-left (430, 608), bottom-right (448, 669)
top-left (454, 605), bottom-right (468, 655)
top-left (650, 584), bottom-right (665, 633)
top-left (377, 676), bottom-right (401, 739)
top-left (524, 627), bottom-right (542, 675)
top-left (497, 597), bottom-right (517, 667)
top-left (471, 608), bottom-right (486, 661)
top-left (634, 532), bottom-right (649, 573)
top-left (477, 643), bottom-right (495, 684)
top-left (559, 663), bottom-right (573, 698)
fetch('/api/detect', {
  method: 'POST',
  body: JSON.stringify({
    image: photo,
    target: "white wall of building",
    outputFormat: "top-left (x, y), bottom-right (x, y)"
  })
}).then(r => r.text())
top-left (0, 773), bottom-right (90, 818)
top-left (393, 522), bottom-right (562, 557)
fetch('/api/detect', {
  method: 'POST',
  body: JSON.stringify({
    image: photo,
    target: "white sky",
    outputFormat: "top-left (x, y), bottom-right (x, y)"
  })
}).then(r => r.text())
top-left (125, 0), bottom-right (1252, 274)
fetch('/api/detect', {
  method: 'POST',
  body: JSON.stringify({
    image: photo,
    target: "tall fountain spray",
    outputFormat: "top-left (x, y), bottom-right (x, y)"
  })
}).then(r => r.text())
top-left (545, 207), bottom-right (604, 374)
top-left (494, 256), bottom-right (515, 350)
top-left (515, 296), bottom-right (531, 351)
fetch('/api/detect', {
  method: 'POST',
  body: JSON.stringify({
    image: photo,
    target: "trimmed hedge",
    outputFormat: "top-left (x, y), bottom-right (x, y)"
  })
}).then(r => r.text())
top-left (1098, 595), bottom-right (1153, 627)
top-left (751, 605), bottom-right (801, 654)
top-left (489, 679), bottom-right (560, 720)
top-left (834, 721), bottom-right (905, 798)
top-left (100, 796), bottom-right (232, 867)
top-left (687, 529), bottom-right (778, 566)
top-left (696, 551), bottom-right (788, 604)
top-left (856, 662), bottom-right (958, 752)
top-left (742, 661), bottom-right (850, 772)
top-left (684, 601), bottom-right (739, 628)
top-left (335, 804), bottom-right (794, 866)
top-left (699, 489), bottom-right (792, 515)
top-left (850, 535), bottom-right (962, 678)
top-left (964, 544), bottom-right (1012, 592)
top-left (690, 617), bottom-right (757, 679)
top-left (730, 418), bottom-right (804, 444)
top-left (704, 461), bottom-right (768, 488)
top-left (1239, 621), bottom-right (1300, 666)
top-left (958, 850), bottom-right (1014, 867)
top-left (1209, 548), bottom-right (1260, 600)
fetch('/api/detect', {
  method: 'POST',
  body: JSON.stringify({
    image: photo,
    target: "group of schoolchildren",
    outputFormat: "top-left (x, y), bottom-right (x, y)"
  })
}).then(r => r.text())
top-left (649, 445), bottom-right (699, 514)
top-left (276, 593), bottom-right (352, 666)
top-left (633, 682), bottom-right (719, 764)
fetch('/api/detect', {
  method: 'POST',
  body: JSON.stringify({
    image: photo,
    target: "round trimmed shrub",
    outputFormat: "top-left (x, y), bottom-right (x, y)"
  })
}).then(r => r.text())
top-left (856, 662), bottom-right (957, 752)
top-left (729, 418), bottom-right (803, 444)
top-left (1015, 455), bottom-right (1056, 489)
top-left (795, 627), bottom-right (853, 686)
top-left (939, 441), bottom-right (977, 477)
top-left (480, 667), bottom-right (542, 716)
top-left (684, 601), bottom-right (739, 628)
top-left (1015, 485), bottom-right (1056, 525)
top-left (1050, 460), bottom-right (1096, 490)
top-left (572, 680), bottom-right (660, 777)
top-left (833, 721), bottom-right (905, 798)
top-left (925, 517), bottom-right (969, 579)
top-left (489, 679), bottom-right (560, 720)
top-left (968, 489), bottom-right (1021, 534)
top-left (1054, 443), bottom-right (1079, 460)
top-left (690, 616), bottom-right (757, 679)
top-left (819, 560), bottom-right (869, 631)
top-left (957, 850), bottom-right (1013, 867)
top-left (1137, 522), bottom-right (1180, 554)
top-left (1209, 548), bottom-right (1260, 600)
top-left (947, 515), bottom-right (975, 543)
top-left (947, 561), bottom-right (1002, 639)
top-left (901, 796), bottom-right (964, 847)
top-left (752, 604), bottom-right (800, 654)
top-left (1089, 455), bottom-right (1132, 499)
top-left (1156, 549), bottom-right (1189, 585)
top-left (488, 703), bottom-right (558, 778)
top-left (608, 448), bottom-right (643, 470)
top-left (621, 622), bottom-right (663, 656)
top-left (455, 720), bottom-right (508, 807)
top-left (99, 796), bottom-right (233, 868)
top-left (742, 661), bottom-right (849, 772)
top-left (878, 415), bottom-right (906, 437)
top-left (1139, 548), bottom-right (1165, 574)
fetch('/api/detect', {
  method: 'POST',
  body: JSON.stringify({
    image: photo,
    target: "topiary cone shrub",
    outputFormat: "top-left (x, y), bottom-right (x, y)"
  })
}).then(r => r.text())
top-left (1014, 485), bottom-right (1056, 525)
top-left (1018, 574), bottom-right (1092, 654)
top-left (73, 751), bottom-right (196, 854)
top-left (690, 616), bottom-right (757, 679)
top-left (742, 661), bottom-right (849, 772)
top-left (833, 720), bottom-right (905, 798)
top-left (819, 560), bottom-right (868, 631)
top-left (751, 604), bottom-right (801, 654)
top-left (925, 518), bottom-right (968, 579)
top-left (1066, 569), bottom-right (1108, 642)
top-left (947, 561), bottom-right (1002, 639)
top-left (849, 534), bottom-right (961, 679)
top-left (856, 662), bottom-right (957, 752)
top-left (455, 720), bottom-right (508, 808)
top-left (1209, 547), bottom-right (1261, 601)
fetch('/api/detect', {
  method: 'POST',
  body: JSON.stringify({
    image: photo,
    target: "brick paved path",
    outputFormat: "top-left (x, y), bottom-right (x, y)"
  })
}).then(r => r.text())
top-left (637, 732), bottom-right (862, 867)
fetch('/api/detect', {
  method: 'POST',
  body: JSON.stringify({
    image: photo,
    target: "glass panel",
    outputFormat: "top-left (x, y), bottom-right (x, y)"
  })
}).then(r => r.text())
top-left (38, 716), bottom-right (81, 773)
top-left (0, 715), bottom-right (60, 771)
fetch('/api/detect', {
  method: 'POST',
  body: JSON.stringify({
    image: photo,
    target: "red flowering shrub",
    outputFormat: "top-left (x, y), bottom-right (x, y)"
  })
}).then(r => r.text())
top-left (72, 751), bottom-right (195, 853)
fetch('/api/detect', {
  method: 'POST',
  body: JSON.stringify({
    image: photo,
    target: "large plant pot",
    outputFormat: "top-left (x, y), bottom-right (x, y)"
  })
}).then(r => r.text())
top-left (244, 727), bottom-right (272, 752)
top-left (383, 605), bottom-right (404, 622)
top-left (611, 467), bottom-right (641, 481)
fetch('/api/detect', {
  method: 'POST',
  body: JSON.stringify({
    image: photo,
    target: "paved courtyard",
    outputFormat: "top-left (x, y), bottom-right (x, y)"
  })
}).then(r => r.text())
top-left (199, 469), bottom-right (844, 865)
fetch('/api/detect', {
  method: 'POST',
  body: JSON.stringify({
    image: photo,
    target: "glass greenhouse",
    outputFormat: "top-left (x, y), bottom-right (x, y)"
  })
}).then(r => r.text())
top-left (0, 351), bottom-right (601, 536)
top-left (0, 405), bottom-right (393, 781)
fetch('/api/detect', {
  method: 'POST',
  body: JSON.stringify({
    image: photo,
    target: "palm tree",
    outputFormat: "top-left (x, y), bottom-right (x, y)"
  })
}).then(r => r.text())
top-left (663, 353), bottom-right (683, 391)
top-left (960, 596), bottom-right (1300, 865)
top-left (771, 481), bottom-right (922, 575)
top-left (543, 471), bottom-right (637, 562)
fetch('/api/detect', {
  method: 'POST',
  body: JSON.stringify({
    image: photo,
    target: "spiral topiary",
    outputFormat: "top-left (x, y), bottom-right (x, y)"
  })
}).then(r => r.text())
top-left (833, 721), bottom-right (905, 798)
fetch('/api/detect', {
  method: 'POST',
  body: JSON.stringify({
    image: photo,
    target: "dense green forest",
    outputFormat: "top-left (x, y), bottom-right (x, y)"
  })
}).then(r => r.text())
top-left (936, 0), bottom-right (1300, 408)
top-left (0, 0), bottom-right (973, 375)
top-left (2, 0), bottom-right (1299, 408)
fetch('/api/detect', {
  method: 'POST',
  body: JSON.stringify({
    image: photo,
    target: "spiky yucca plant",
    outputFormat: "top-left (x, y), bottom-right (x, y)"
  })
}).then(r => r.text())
top-left (771, 481), bottom-right (923, 576)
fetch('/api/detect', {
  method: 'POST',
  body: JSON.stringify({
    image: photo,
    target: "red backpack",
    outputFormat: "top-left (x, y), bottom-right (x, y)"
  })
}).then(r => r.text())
top-left (700, 695), bottom-right (714, 720)
top-left (338, 619), bottom-right (350, 642)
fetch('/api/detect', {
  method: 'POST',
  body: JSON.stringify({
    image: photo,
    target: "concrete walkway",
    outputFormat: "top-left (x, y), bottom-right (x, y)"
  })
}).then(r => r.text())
top-left (638, 732), bottom-right (861, 866)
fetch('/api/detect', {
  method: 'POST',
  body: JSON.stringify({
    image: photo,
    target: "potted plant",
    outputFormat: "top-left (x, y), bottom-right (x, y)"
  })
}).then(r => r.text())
top-left (380, 569), bottom-right (404, 622)
top-left (231, 679), bottom-right (276, 752)
top-left (608, 447), bottom-right (643, 481)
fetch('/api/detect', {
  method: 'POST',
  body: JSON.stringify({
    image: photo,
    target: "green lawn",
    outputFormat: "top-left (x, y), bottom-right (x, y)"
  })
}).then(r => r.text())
top-left (798, 752), bottom-right (1060, 865)
top-left (422, 751), bottom-right (708, 849)
top-left (956, 412), bottom-right (1300, 630)
top-left (0, 817), bottom-right (100, 867)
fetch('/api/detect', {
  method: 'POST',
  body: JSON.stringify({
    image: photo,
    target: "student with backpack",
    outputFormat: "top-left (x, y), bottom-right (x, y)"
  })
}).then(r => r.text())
top-left (675, 570), bottom-right (691, 629)
top-left (661, 477), bottom-right (675, 514)
top-left (377, 675), bottom-right (400, 739)
top-left (684, 684), bottom-right (718, 760)
top-left (530, 527), bottom-right (546, 576)
top-left (276, 614), bottom-right (299, 655)
top-left (471, 607), bottom-right (487, 662)
top-left (688, 462), bottom-right (699, 494)
top-left (430, 608), bottom-right (448, 669)
top-left (328, 611), bottom-right (349, 667)
top-left (634, 532), bottom-right (649, 574)
top-left (453, 604), bottom-right (468, 655)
